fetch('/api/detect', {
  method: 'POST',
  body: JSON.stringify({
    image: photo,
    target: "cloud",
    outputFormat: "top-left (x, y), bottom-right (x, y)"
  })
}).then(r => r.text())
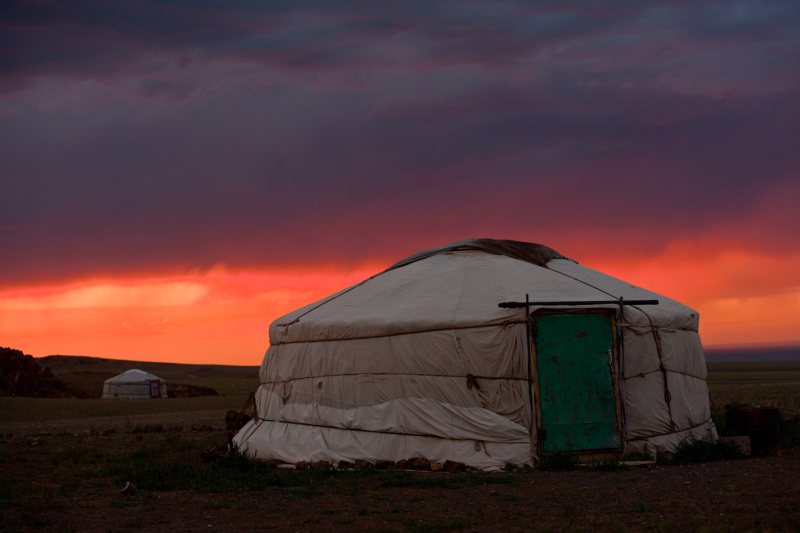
top-left (0, 266), bottom-right (377, 363)
top-left (0, 0), bottom-right (798, 289)
top-left (4, 2), bottom-right (796, 92)
top-left (0, 280), bottom-right (208, 310)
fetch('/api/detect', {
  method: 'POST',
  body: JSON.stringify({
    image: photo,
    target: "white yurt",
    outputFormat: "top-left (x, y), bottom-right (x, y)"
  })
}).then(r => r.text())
top-left (234, 239), bottom-right (716, 469)
top-left (102, 369), bottom-right (167, 399)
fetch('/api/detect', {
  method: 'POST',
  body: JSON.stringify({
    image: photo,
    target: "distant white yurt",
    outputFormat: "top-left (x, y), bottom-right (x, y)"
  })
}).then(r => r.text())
top-left (102, 369), bottom-right (167, 399)
top-left (234, 239), bottom-right (716, 470)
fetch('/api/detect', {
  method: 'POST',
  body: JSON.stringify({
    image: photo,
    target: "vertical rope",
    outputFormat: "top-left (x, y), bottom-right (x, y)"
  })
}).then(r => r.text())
top-left (616, 298), bottom-right (628, 441)
top-left (635, 307), bottom-right (676, 431)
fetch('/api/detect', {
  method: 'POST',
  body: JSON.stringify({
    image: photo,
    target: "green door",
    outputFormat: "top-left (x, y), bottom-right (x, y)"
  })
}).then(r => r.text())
top-left (534, 312), bottom-right (620, 453)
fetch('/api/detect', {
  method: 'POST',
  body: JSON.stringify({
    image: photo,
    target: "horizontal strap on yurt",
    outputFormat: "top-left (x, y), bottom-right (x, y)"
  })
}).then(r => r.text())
top-left (625, 418), bottom-right (714, 441)
top-left (622, 369), bottom-right (707, 382)
top-left (259, 372), bottom-right (529, 385)
top-left (252, 416), bottom-right (528, 443)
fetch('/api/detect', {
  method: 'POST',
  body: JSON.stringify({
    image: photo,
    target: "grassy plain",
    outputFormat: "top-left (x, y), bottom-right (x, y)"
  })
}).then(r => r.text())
top-left (707, 360), bottom-right (800, 417)
top-left (0, 356), bottom-right (258, 434)
top-left (1, 357), bottom-right (799, 531)
top-left (2, 357), bottom-right (796, 426)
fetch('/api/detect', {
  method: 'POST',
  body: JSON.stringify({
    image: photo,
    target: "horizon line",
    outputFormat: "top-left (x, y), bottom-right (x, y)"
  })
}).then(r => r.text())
top-left (24, 339), bottom-right (800, 363)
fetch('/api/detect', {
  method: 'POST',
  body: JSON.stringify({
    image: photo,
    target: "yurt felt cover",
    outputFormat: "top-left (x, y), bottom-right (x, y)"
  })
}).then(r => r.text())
top-left (235, 239), bottom-right (715, 469)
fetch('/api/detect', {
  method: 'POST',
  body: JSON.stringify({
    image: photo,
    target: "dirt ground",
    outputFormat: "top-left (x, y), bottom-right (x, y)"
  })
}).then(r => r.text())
top-left (3, 360), bottom-right (799, 532)
top-left (1, 421), bottom-right (799, 532)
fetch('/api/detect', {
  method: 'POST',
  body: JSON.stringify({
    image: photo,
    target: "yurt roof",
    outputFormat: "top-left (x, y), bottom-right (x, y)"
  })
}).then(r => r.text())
top-left (104, 369), bottom-right (165, 384)
top-left (270, 239), bottom-right (699, 344)
top-left (385, 238), bottom-right (573, 271)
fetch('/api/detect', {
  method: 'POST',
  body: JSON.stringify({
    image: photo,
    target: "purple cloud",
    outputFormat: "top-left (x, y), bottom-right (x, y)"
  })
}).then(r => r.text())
top-left (1, 1), bottom-right (798, 286)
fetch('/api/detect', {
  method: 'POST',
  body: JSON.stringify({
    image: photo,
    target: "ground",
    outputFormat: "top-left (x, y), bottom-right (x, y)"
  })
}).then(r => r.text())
top-left (1, 428), bottom-right (798, 532)
top-left (1, 359), bottom-right (799, 532)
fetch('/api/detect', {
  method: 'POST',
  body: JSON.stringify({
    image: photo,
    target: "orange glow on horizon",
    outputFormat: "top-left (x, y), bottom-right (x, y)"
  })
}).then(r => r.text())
top-left (1, 246), bottom-right (798, 365)
top-left (0, 266), bottom-right (380, 365)
top-left (585, 242), bottom-right (800, 347)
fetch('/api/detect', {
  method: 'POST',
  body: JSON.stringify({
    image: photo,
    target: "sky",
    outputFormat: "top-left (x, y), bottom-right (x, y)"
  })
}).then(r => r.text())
top-left (1, 1), bottom-right (798, 365)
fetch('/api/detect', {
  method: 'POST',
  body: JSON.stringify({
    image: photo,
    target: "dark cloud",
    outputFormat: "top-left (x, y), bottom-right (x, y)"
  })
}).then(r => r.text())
top-left (1, 1), bottom-right (799, 286)
top-left (0, 1), bottom-right (649, 84)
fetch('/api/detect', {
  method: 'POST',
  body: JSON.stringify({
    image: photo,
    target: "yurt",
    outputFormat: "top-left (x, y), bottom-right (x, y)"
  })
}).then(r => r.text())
top-left (102, 369), bottom-right (167, 399)
top-left (234, 239), bottom-right (716, 469)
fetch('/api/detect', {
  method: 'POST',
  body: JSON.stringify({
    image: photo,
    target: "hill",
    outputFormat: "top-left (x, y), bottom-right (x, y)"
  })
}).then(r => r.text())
top-left (1, 347), bottom-right (67, 397)
top-left (36, 355), bottom-right (260, 399)
top-left (38, 355), bottom-right (259, 381)
top-left (705, 345), bottom-right (800, 362)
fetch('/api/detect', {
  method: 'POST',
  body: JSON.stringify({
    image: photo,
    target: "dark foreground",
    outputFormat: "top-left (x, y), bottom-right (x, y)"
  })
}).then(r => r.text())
top-left (1, 425), bottom-right (799, 533)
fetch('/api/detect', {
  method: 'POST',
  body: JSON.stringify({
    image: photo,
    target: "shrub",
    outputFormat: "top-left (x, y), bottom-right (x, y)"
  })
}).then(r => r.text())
top-left (658, 438), bottom-right (743, 465)
top-left (781, 417), bottom-right (800, 448)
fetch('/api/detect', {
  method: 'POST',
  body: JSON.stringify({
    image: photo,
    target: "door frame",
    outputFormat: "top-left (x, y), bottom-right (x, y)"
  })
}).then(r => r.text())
top-left (529, 308), bottom-right (624, 457)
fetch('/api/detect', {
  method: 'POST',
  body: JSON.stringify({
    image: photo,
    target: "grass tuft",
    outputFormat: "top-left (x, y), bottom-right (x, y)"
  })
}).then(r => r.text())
top-left (379, 474), bottom-right (464, 489)
top-left (781, 417), bottom-right (800, 448)
top-left (378, 471), bottom-right (515, 489)
top-left (585, 460), bottom-right (627, 471)
top-left (659, 438), bottom-right (743, 465)
top-left (537, 453), bottom-right (577, 471)
top-left (622, 450), bottom-right (653, 462)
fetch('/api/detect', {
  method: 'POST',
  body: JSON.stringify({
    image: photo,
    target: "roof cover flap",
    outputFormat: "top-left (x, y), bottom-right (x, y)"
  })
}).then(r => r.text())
top-left (385, 238), bottom-right (573, 272)
top-left (105, 369), bottom-right (165, 384)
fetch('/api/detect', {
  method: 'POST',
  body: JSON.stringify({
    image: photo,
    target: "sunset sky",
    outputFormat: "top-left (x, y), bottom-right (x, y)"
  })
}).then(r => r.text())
top-left (1, 1), bottom-right (798, 365)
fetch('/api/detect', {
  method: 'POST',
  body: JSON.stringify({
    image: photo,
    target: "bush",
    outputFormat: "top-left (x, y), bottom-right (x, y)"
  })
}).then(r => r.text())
top-left (711, 408), bottom-right (730, 436)
top-left (659, 438), bottom-right (743, 465)
top-left (782, 417), bottom-right (800, 448)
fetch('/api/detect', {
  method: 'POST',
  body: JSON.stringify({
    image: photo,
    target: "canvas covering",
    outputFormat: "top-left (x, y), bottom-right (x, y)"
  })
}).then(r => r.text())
top-left (234, 240), bottom-right (716, 469)
top-left (102, 369), bottom-right (167, 399)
